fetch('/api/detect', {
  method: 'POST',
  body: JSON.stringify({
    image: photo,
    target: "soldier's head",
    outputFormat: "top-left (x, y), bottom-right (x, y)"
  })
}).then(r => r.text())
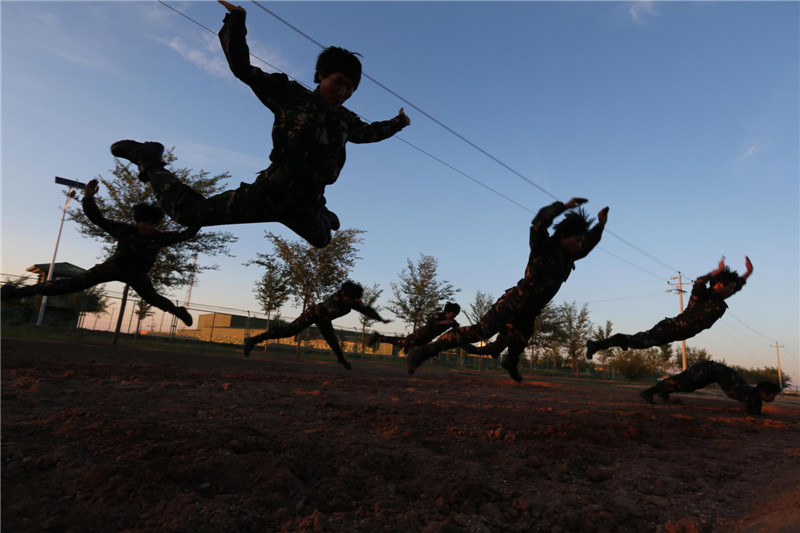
top-left (443, 301), bottom-right (461, 319)
top-left (554, 207), bottom-right (593, 256)
top-left (315, 46), bottom-right (362, 107)
top-left (340, 280), bottom-right (364, 303)
top-left (710, 267), bottom-right (741, 298)
top-left (755, 381), bottom-right (781, 403)
top-left (133, 202), bottom-right (164, 236)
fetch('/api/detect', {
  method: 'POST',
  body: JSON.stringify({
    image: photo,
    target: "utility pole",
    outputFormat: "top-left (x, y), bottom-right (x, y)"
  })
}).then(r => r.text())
top-left (770, 341), bottom-right (784, 389)
top-left (667, 273), bottom-right (690, 370)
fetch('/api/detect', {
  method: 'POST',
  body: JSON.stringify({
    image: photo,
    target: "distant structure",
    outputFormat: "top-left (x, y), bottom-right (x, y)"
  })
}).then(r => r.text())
top-left (2, 262), bottom-right (88, 326)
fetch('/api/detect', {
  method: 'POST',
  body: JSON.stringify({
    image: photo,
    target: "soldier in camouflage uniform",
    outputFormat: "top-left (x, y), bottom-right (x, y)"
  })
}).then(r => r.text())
top-left (586, 257), bottom-right (753, 360)
top-left (406, 198), bottom-right (609, 383)
top-left (242, 281), bottom-right (391, 370)
top-left (366, 302), bottom-right (461, 354)
top-left (640, 360), bottom-right (781, 415)
top-left (1, 179), bottom-right (197, 326)
top-left (111, 0), bottom-right (410, 249)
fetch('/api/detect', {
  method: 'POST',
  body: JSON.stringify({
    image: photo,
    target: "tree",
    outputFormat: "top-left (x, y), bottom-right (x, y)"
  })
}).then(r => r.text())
top-left (465, 290), bottom-right (494, 371)
top-left (67, 148), bottom-right (237, 335)
top-left (251, 254), bottom-right (291, 347)
top-left (560, 301), bottom-right (593, 377)
top-left (357, 283), bottom-right (383, 352)
top-left (729, 365), bottom-right (792, 390)
top-left (590, 320), bottom-right (618, 379)
top-left (611, 349), bottom-right (652, 381)
top-left (683, 345), bottom-right (711, 368)
top-left (465, 290), bottom-right (494, 325)
top-left (251, 229), bottom-right (365, 312)
top-left (387, 254), bottom-right (459, 332)
top-left (656, 344), bottom-right (673, 378)
top-left (248, 228), bottom-right (365, 360)
top-left (505, 301), bottom-right (567, 375)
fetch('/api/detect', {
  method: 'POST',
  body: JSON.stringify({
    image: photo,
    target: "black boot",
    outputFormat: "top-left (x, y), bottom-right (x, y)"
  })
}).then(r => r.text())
top-left (243, 336), bottom-right (258, 357)
top-left (111, 140), bottom-right (165, 183)
top-left (175, 306), bottom-right (193, 327)
top-left (501, 354), bottom-right (523, 383)
top-left (406, 345), bottom-right (434, 375)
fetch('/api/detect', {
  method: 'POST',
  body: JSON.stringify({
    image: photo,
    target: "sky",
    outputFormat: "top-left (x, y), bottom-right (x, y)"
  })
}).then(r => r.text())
top-left (2, 1), bottom-right (798, 383)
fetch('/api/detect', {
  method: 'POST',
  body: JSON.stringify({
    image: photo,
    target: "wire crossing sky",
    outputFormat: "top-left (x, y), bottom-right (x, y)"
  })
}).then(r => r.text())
top-left (1, 1), bottom-right (797, 380)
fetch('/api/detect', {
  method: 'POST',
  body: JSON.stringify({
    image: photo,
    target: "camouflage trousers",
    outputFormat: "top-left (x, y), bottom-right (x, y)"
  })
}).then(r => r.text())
top-left (460, 318), bottom-right (534, 359)
top-left (376, 326), bottom-right (440, 354)
top-left (425, 288), bottom-right (535, 365)
top-left (251, 314), bottom-right (345, 361)
top-left (1, 262), bottom-right (179, 315)
top-left (645, 360), bottom-right (749, 401)
top-left (595, 317), bottom-right (695, 352)
top-left (146, 162), bottom-right (334, 248)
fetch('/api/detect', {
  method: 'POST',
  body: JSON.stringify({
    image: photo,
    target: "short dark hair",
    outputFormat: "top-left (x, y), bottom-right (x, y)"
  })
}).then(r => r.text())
top-left (553, 207), bottom-right (593, 238)
top-left (443, 302), bottom-right (461, 315)
top-left (340, 280), bottom-right (364, 299)
top-left (755, 381), bottom-right (781, 395)
top-left (710, 266), bottom-right (741, 287)
top-left (133, 203), bottom-right (164, 224)
top-left (314, 46), bottom-right (362, 90)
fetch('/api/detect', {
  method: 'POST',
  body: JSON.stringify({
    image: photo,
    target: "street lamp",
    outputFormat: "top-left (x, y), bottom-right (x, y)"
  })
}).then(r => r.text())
top-left (36, 176), bottom-right (86, 326)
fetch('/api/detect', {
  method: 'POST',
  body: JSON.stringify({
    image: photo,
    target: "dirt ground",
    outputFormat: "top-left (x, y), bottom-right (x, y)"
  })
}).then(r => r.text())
top-left (2, 337), bottom-right (799, 533)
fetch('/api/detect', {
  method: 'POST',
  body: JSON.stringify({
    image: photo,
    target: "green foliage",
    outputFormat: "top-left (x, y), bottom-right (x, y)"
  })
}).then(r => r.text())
top-left (252, 228), bottom-right (365, 311)
top-left (465, 290), bottom-right (494, 325)
top-left (682, 345), bottom-right (711, 368)
top-left (252, 255), bottom-right (290, 320)
top-left (357, 283), bottom-right (383, 332)
top-left (728, 365), bottom-right (791, 389)
top-left (386, 254), bottom-right (460, 331)
top-left (611, 349), bottom-right (653, 381)
top-left (559, 301), bottom-right (593, 376)
top-left (67, 148), bottom-right (236, 293)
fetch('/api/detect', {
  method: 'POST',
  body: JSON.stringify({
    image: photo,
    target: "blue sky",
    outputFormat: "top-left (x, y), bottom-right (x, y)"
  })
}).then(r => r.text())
top-left (2, 1), bottom-right (798, 382)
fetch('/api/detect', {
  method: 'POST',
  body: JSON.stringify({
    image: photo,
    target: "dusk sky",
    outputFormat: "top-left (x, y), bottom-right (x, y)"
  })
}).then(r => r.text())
top-left (2, 1), bottom-right (797, 383)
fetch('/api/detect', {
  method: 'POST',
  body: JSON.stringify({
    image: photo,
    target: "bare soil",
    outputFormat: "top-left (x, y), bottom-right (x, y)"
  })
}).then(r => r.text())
top-left (2, 337), bottom-right (799, 533)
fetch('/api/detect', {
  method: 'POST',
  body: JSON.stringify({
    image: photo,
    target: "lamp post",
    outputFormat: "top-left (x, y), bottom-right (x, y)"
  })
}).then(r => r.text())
top-left (36, 177), bottom-right (86, 326)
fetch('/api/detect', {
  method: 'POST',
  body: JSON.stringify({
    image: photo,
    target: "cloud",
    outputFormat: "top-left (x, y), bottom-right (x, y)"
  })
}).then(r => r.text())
top-left (629, 1), bottom-right (659, 26)
top-left (735, 143), bottom-right (759, 164)
top-left (164, 33), bottom-right (230, 78)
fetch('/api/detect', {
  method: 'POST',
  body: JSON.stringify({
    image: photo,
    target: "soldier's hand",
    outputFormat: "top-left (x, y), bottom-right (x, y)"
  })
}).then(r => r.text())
top-left (397, 107), bottom-right (410, 127)
top-left (565, 197), bottom-right (588, 209)
top-left (84, 179), bottom-right (99, 198)
top-left (219, 0), bottom-right (246, 13)
top-left (597, 206), bottom-right (609, 225)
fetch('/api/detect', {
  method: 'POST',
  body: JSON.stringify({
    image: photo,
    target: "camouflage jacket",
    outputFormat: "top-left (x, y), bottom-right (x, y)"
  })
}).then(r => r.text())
top-left (514, 201), bottom-right (604, 312)
top-left (219, 11), bottom-right (408, 200)
top-left (671, 272), bottom-right (746, 335)
top-left (405, 311), bottom-right (459, 346)
top-left (691, 361), bottom-right (762, 414)
top-left (312, 290), bottom-right (386, 324)
top-left (82, 196), bottom-right (199, 275)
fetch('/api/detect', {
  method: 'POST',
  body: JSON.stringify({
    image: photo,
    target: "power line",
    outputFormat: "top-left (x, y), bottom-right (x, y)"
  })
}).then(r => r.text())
top-left (154, 1), bottom-right (784, 351)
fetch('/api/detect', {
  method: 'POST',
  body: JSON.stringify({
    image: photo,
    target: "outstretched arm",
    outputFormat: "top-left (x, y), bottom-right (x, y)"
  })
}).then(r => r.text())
top-left (694, 256), bottom-right (726, 288)
top-left (81, 179), bottom-right (125, 237)
top-left (158, 225), bottom-right (202, 246)
top-left (574, 205), bottom-right (609, 260)
top-left (352, 301), bottom-right (391, 323)
top-left (346, 107), bottom-right (410, 144)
